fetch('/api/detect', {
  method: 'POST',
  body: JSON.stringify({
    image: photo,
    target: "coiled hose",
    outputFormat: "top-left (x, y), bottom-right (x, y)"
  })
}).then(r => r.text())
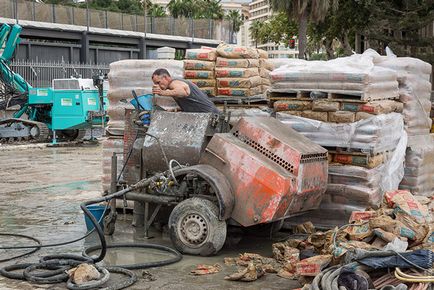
top-left (0, 172), bottom-right (183, 289)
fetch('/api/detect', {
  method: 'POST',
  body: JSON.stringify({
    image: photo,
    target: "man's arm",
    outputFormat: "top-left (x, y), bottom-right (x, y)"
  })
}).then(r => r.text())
top-left (153, 80), bottom-right (190, 98)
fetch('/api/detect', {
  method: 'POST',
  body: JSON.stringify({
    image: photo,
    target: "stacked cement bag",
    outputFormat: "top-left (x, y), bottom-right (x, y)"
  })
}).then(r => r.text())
top-left (431, 93), bottom-right (434, 133)
top-left (215, 43), bottom-right (262, 97)
top-left (102, 59), bottom-right (183, 193)
top-left (270, 52), bottom-right (399, 101)
top-left (375, 55), bottom-right (432, 136)
top-left (184, 48), bottom-right (217, 97)
top-left (373, 54), bottom-right (434, 196)
top-left (399, 135), bottom-right (434, 196)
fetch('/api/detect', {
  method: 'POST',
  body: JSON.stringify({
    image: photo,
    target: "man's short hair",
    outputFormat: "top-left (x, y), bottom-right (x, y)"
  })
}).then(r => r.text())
top-left (152, 68), bottom-right (171, 78)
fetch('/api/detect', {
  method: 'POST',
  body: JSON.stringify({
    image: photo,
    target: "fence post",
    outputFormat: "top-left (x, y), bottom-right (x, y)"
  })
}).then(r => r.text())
top-left (121, 13), bottom-right (124, 30)
top-left (105, 10), bottom-right (108, 28)
top-left (52, 4), bottom-right (56, 23)
top-left (86, 1), bottom-right (90, 31)
top-left (13, 0), bottom-right (18, 23)
top-left (32, 0), bottom-right (36, 21)
top-left (72, 6), bottom-right (75, 25)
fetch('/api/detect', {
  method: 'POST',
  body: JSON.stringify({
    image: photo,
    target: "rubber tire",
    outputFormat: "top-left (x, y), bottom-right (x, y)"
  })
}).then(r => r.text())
top-left (168, 197), bottom-right (226, 256)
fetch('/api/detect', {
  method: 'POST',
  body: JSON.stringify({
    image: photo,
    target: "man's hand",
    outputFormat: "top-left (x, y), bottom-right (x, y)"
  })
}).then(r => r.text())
top-left (152, 85), bottom-right (164, 96)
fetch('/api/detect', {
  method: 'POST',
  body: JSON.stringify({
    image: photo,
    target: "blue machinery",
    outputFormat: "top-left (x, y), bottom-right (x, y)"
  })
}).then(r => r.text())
top-left (0, 23), bottom-right (108, 143)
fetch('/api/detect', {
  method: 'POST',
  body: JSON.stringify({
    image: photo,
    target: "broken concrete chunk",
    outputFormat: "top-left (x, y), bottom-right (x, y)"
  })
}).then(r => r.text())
top-left (67, 263), bottom-right (100, 285)
top-left (224, 262), bottom-right (265, 282)
top-left (190, 264), bottom-right (221, 275)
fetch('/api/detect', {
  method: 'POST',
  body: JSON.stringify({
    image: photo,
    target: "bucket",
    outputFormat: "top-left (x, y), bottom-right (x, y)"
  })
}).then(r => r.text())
top-left (84, 205), bottom-right (105, 232)
top-left (130, 94), bottom-right (153, 111)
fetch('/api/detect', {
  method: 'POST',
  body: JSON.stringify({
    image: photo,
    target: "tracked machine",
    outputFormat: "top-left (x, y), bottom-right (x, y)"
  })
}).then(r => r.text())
top-left (107, 107), bottom-right (329, 255)
top-left (0, 24), bottom-right (108, 144)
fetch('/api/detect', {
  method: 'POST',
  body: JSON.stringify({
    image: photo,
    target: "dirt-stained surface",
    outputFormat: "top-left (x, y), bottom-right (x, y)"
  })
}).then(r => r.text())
top-left (0, 143), bottom-right (300, 290)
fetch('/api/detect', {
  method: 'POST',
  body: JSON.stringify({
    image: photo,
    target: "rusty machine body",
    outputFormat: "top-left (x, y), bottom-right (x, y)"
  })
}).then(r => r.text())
top-left (109, 110), bottom-right (328, 255)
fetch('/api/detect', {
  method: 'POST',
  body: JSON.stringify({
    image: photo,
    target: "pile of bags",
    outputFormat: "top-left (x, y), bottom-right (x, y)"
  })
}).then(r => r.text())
top-left (215, 43), bottom-right (266, 97)
top-left (103, 59), bottom-right (183, 192)
top-left (269, 52), bottom-right (400, 101)
top-left (184, 48), bottom-right (217, 97)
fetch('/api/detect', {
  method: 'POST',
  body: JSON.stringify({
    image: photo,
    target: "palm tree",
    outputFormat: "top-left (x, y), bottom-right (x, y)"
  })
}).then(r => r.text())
top-left (202, 0), bottom-right (224, 20)
top-left (148, 4), bottom-right (166, 17)
top-left (168, 0), bottom-right (198, 18)
top-left (249, 20), bottom-right (263, 48)
top-left (225, 10), bottom-right (243, 44)
top-left (270, 0), bottom-right (338, 59)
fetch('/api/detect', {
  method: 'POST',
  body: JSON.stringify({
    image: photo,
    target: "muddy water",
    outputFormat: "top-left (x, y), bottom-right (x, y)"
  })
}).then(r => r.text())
top-left (0, 144), bottom-right (299, 289)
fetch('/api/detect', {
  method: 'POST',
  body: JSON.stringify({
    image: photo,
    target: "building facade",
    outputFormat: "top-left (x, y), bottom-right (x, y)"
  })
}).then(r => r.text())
top-left (247, 0), bottom-right (299, 58)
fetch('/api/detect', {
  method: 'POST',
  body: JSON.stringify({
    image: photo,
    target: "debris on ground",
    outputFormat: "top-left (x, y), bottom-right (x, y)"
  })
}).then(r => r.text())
top-left (190, 264), bottom-right (221, 275)
top-left (141, 270), bottom-right (157, 281)
top-left (223, 190), bottom-right (434, 288)
top-left (224, 262), bottom-right (265, 282)
top-left (67, 263), bottom-right (100, 285)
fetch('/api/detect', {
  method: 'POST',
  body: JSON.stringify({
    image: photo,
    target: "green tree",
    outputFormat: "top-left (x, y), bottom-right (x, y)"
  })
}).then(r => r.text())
top-left (167, 0), bottom-right (223, 19)
top-left (148, 4), bottom-right (167, 17)
top-left (270, 0), bottom-right (338, 59)
top-left (249, 20), bottom-right (264, 48)
top-left (225, 10), bottom-right (243, 43)
top-left (262, 12), bottom-right (298, 46)
top-left (202, 0), bottom-right (224, 20)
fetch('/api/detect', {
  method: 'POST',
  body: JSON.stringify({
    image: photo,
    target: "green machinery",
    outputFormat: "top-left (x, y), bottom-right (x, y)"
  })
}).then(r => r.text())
top-left (0, 23), bottom-right (108, 143)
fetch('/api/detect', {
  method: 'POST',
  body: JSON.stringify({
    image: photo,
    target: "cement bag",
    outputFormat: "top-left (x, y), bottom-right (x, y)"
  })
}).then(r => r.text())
top-left (184, 60), bottom-right (215, 70)
top-left (266, 58), bottom-right (298, 70)
top-left (340, 100), bottom-right (403, 115)
top-left (399, 135), bottom-right (434, 196)
top-left (108, 60), bottom-right (183, 90)
top-left (102, 138), bottom-right (124, 193)
top-left (276, 112), bottom-right (404, 154)
top-left (312, 100), bottom-right (339, 112)
top-left (329, 164), bottom-right (382, 188)
top-left (326, 184), bottom-right (382, 209)
top-left (262, 78), bottom-right (271, 86)
top-left (185, 48), bottom-right (217, 61)
top-left (257, 49), bottom-right (268, 59)
top-left (302, 110), bottom-right (328, 122)
top-left (216, 43), bottom-right (259, 59)
top-left (215, 67), bottom-right (259, 78)
top-left (189, 79), bottom-right (216, 88)
top-left (328, 111), bottom-right (356, 123)
top-left (216, 57), bottom-right (259, 68)
top-left (274, 100), bottom-right (312, 112)
top-left (375, 56), bottom-right (432, 82)
top-left (217, 86), bottom-right (262, 97)
top-left (259, 59), bottom-right (274, 71)
top-left (217, 76), bottom-right (262, 88)
top-left (200, 87), bottom-right (216, 97)
top-left (259, 68), bottom-right (270, 79)
top-left (184, 70), bottom-right (214, 79)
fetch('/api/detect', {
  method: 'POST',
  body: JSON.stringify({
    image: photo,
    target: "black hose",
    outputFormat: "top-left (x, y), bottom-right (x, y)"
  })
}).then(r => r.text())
top-left (0, 233), bottom-right (41, 262)
top-left (82, 243), bottom-right (182, 270)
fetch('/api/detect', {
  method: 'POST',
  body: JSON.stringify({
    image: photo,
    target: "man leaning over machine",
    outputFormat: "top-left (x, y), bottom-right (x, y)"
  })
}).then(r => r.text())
top-left (151, 68), bottom-right (220, 114)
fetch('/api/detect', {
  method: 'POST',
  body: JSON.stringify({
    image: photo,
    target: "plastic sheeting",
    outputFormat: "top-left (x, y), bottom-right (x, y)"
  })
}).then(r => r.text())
top-left (399, 134), bottom-right (434, 196)
top-left (269, 51), bottom-right (399, 101)
top-left (375, 53), bottom-right (432, 136)
top-left (276, 112), bottom-right (405, 154)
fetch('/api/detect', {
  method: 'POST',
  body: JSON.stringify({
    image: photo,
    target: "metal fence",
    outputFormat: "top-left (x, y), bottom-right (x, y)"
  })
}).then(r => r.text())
top-left (0, 0), bottom-right (233, 42)
top-left (10, 59), bottom-right (109, 88)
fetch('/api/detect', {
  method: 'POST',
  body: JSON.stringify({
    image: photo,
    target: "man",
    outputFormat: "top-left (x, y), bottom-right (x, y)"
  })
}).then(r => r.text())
top-left (151, 68), bottom-right (220, 114)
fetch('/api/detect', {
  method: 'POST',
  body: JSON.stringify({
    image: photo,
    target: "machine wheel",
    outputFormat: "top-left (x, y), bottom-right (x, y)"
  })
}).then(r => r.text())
top-left (168, 197), bottom-right (226, 256)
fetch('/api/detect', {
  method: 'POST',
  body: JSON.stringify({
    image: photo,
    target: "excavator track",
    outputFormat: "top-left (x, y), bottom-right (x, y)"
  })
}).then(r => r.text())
top-left (0, 118), bottom-right (49, 143)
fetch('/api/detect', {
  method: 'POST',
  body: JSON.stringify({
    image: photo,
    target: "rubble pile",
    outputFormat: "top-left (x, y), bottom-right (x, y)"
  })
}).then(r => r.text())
top-left (215, 43), bottom-right (266, 97)
top-left (103, 59), bottom-right (183, 192)
top-left (224, 190), bottom-right (434, 289)
top-left (183, 48), bottom-right (217, 97)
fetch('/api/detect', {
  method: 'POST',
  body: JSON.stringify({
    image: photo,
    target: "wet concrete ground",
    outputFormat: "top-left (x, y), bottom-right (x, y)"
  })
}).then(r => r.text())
top-left (0, 142), bottom-right (300, 290)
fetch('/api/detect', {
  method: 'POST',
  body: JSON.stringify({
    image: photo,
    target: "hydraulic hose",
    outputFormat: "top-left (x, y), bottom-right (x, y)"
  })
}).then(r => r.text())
top-left (0, 172), bottom-right (183, 289)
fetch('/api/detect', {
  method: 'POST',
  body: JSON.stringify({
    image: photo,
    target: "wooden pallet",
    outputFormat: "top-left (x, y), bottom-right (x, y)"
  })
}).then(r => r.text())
top-left (267, 89), bottom-right (398, 102)
top-left (210, 94), bottom-right (268, 105)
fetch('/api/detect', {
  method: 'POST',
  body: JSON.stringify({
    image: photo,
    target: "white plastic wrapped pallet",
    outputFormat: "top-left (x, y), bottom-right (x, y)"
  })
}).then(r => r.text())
top-left (374, 54), bottom-right (433, 136)
top-left (276, 112), bottom-right (404, 154)
top-left (269, 51), bottom-right (399, 101)
top-left (399, 134), bottom-right (434, 196)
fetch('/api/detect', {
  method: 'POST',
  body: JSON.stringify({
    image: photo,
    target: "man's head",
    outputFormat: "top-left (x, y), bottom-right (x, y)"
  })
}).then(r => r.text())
top-left (152, 68), bottom-right (172, 90)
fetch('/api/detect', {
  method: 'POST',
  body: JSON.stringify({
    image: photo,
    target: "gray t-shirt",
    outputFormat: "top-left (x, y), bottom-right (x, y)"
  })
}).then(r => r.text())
top-left (171, 78), bottom-right (220, 114)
